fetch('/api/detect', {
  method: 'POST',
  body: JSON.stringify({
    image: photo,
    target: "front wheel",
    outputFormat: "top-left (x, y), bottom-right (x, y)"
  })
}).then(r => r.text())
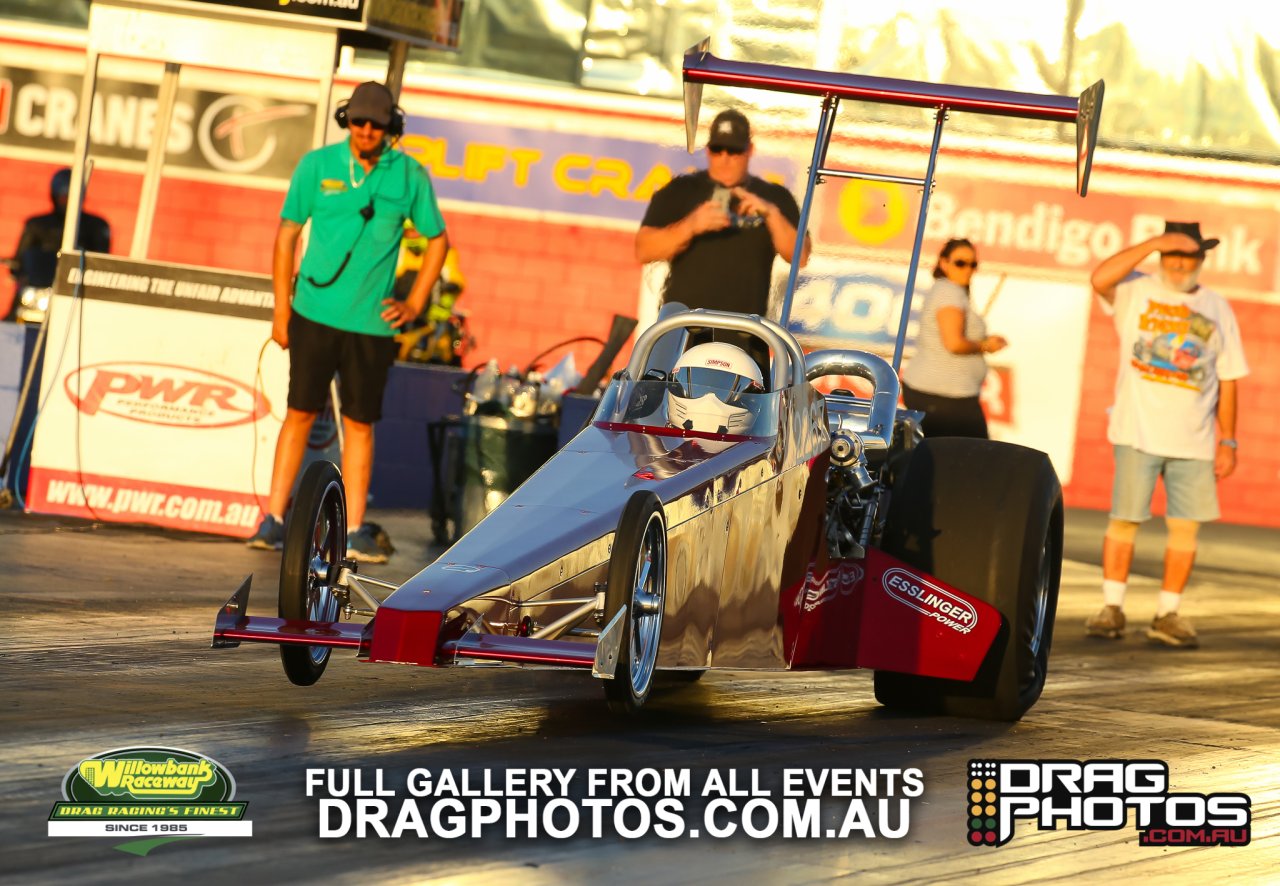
top-left (602, 492), bottom-right (667, 714)
top-left (874, 437), bottom-right (1062, 721)
top-left (279, 461), bottom-right (347, 686)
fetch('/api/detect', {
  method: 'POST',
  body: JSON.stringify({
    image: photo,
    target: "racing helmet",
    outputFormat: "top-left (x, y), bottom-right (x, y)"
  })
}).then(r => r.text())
top-left (666, 341), bottom-right (765, 435)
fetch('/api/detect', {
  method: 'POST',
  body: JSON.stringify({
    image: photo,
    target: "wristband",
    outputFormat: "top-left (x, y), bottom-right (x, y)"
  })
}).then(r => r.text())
top-left (1219, 439), bottom-right (1237, 449)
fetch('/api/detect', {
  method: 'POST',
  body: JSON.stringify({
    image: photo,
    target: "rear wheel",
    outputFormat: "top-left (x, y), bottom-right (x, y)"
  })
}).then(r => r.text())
top-left (873, 438), bottom-right (1062, 721)
top-left (603, 492), bottom-right (667, 714)
top-left (279, 461), bottom-right (347, 686)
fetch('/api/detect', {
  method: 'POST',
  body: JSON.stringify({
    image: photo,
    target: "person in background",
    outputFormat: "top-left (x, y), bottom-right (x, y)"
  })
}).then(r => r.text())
top-left (1084, 222), bottom-right (1248, 648)
top-left (635, 108), bottom-right (810, 375)
top-left (900, 238), bottom-right (1006, 437)
top-left (5, 168), bottom-right (110, 322)
top-left (246, 82), bottom-right (447, 563)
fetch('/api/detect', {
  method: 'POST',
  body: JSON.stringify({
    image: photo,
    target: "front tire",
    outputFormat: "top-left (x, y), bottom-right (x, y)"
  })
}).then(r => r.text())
top-left (279, 461), bottom-right (347, 686)
top-left (603, 492), bottom-right (667, 714)
top-left (874, 437), bottom-right (1062, 721)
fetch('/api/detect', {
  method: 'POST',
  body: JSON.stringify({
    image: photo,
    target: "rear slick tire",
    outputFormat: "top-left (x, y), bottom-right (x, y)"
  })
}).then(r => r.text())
top-left (603, 492), bottom-right (667, 714)
top-left (873, 437), bottom-right (1062, 721)
top-left (279, 460), bottom-right (347, 687)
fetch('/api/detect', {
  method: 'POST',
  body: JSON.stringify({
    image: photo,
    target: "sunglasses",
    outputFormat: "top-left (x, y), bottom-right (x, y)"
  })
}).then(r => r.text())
top-left (709, 146), bottom-right (746, 156)
top-left (950, 259), bottom-right (979, 269)
top-left (350, 118), bottom-right (387, 130)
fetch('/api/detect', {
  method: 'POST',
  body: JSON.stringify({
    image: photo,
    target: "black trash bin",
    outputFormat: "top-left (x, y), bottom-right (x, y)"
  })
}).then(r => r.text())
top-left (428, 413), bottom-right (558, 545)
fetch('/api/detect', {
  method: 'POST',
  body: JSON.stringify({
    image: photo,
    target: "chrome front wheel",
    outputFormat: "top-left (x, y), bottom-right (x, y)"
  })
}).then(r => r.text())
top-left (279, 461), bottom-right (347, 686)
top-left (603, 492), bottom-right (667, 713)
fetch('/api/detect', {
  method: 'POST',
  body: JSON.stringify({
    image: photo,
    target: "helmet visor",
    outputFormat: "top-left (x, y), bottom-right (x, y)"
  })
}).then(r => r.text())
top-left (672, 366), bottom-right (764, 406)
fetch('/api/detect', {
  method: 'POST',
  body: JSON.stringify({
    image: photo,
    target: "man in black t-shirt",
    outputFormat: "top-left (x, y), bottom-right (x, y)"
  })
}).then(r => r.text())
top-left (636, 108), bottom-right (809, 319)
top-left (6, 168), bottom-right (111, 322)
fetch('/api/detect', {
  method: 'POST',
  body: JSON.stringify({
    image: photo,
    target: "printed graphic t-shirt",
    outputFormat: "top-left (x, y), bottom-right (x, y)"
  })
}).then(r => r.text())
top-left (282, 141), bottom-right (446, 337)
top-left (1107, 274), bottom-right (1249, 461)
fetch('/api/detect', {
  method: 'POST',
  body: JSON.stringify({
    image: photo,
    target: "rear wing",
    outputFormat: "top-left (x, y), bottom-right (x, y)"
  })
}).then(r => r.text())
top-left (682, 39), bottom-right (1104, 370)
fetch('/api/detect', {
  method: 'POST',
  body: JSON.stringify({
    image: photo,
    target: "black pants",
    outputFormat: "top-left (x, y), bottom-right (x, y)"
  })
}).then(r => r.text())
top-left (901, 383), bottom-right (989, 439)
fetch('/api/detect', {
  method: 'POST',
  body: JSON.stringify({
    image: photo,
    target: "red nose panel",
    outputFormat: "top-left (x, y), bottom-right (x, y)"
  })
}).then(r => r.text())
top-left (366, 608), bottom-right (444, 666)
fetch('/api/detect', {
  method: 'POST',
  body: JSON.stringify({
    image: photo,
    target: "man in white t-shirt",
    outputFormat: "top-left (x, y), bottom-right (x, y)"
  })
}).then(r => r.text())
top-left (1085, 221), bottom-right (1249, 648)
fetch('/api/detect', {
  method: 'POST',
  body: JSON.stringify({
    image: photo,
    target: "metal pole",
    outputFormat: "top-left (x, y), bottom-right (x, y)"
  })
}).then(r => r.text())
top-left (890, 108), bottom-right (947, 373)
top-left (314, 59), bottom-right (336, 149)
top-left (779, 94), bottom-right (838, 327)
top-left (131, 61), bottom-right (181, 260)
top-left (385, 39), bottom-right (409, 101)
top-left (62, 49), bottom-right (100, 254)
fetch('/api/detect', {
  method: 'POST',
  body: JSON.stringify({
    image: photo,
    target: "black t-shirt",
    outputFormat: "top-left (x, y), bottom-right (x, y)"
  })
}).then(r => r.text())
top-left (13, 210), bottom-right (112, 288)
top-left (640, 171), bottom-right (801, 316)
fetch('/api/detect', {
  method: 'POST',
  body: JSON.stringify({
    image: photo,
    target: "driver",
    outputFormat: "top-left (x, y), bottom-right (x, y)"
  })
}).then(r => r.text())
top-left (666, 341), bottom-right (765, 435)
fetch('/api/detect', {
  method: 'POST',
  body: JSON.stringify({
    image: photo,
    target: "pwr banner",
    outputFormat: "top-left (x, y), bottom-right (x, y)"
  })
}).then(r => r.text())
top-left (26, 253), bottom-right (287, 537)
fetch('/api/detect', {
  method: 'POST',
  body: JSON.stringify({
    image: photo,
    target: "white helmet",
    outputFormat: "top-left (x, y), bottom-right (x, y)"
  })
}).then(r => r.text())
top-left (666, 341), bottom-right (765, 435)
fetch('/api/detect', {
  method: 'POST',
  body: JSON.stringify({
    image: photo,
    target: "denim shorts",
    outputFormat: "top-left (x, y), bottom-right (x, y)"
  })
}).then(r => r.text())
top-left (1111, 444), bottom-right (1219, 523)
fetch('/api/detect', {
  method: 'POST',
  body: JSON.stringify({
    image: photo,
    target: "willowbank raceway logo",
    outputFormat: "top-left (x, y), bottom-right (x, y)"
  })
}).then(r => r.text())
top-left (966, 759), bottom-right (1250, 848)
top-left (49, 747), bottom-right (252, 855)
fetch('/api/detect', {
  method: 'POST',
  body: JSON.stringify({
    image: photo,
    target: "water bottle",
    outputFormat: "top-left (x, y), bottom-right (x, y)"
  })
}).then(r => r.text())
top-left (537, 376), bottom-right (566, 415)
top-left (468, 358), bottom-right (501, 414)
top-left (510, 371), bottom-right (541, 419)
top-left (497, 364), bottom-right (522, 411)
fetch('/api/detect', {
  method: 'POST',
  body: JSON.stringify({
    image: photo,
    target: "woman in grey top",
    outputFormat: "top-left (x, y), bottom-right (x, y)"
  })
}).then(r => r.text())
top-left (900, 238), bottom-right (1008, 437)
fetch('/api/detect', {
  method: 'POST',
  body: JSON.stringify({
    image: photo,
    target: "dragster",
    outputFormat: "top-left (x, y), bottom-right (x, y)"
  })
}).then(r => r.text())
top-left (213, 42), bottom-right (1103, 720)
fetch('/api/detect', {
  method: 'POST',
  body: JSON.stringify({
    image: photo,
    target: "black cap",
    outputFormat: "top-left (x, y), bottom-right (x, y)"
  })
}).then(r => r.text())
top-left (1163, 220), bottom-right (1220, 254)
top-left (707, 109), bottom-right (751, 152)
top-left (346, 81), bottom-right (394, 127)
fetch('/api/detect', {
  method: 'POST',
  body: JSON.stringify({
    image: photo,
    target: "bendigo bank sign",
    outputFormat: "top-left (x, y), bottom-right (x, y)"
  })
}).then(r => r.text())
top-left (820, 175), bottom-right (1276, 295)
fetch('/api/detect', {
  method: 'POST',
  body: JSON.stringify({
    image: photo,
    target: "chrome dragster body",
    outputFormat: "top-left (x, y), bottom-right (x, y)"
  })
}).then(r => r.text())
top-left (214, 42), bottom-right (1099, 720)
top-left (213, 308), bottom-right (1017, 716)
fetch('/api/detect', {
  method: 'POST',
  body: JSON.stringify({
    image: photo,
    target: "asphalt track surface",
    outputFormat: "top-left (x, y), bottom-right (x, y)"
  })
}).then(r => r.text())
top-left (2, 506), bottom-right (1276, 884)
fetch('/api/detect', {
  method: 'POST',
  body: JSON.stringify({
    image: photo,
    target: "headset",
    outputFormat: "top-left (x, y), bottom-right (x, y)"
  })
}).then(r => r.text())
top-left (333, 83), bottom-right (406, 139)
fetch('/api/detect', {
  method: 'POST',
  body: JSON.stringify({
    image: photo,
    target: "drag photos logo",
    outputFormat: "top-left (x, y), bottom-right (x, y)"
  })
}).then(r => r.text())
top-left (966, 759), bottom-right (1250, 847)
top-left (49, 746), bottom-right (252, 854)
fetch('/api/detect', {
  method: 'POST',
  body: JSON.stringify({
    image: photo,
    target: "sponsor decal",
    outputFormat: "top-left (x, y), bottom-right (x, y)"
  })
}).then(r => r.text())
top-left (798, 561), bottom-right (864, 611)
top-left (49, 746), bottom-right (252, 850)
top-left (64, 362), bottom-right (269, 429)
top-left (54, 253), bottom-right (274, 319)
top-left (0, 65), bottom-right (314, 180)
top-left (966, 759), bottom-right (1251, 848)
top-left (172, 0), bottom-right (363, 22)
top-left (881, 568), bottom-right (977, 634)
top-left (442, 564), bottom-right (482, 573)
top-left (195, 94), bottom-right (311, 175)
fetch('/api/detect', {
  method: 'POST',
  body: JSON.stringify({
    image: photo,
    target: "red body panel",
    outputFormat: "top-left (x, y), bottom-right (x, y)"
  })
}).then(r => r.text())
top-left (366, 609), bottom-right (443, 666)
top-left (784, 548), bottom-right (1001, 682)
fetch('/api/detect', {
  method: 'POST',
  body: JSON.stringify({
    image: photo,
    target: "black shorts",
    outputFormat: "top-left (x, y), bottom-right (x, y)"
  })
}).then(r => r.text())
top-left (287, 311), bottom-right (398, 424)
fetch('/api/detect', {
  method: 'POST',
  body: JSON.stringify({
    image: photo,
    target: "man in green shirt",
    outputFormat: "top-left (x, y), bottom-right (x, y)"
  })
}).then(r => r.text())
top-left (248, 81), bottom-right (447, 562)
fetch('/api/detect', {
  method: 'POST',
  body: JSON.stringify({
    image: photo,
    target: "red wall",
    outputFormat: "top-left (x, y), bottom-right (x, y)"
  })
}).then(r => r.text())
top-left (2, 156), bottom-right (1276, 526)
top-left (1, 161), bottom-right (281, 304)
top-left (442, 212), bottom-right (642, 372)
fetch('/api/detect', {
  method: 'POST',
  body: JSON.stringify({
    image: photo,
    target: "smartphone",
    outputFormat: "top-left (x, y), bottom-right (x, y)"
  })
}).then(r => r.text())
top-left (711, 185), bottom-right (733, 214)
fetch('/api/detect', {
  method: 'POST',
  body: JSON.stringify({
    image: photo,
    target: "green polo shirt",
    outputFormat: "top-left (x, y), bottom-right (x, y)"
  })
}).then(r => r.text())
top-left (282, 139), bottom-right (446, 336)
